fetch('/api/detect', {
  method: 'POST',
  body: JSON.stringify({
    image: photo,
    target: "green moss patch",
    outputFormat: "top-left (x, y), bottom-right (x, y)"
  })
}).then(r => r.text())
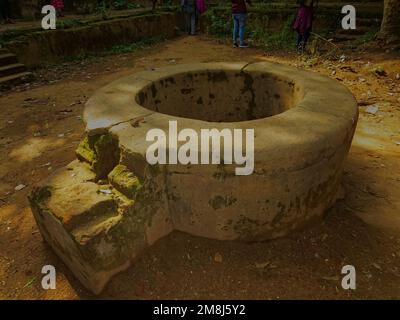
top-left (108, 164), bottom-right (142, 199)
top-left (76, 133), bottom-right (119, 179)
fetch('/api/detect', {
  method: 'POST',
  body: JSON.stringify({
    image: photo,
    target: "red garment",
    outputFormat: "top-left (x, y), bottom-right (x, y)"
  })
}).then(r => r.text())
top-left (232, 0), bottom-right (248, 14)
top-left (293, 5), bottom-right (313, 34)
top-left (197, 0), bottom-right (206, 14)
top-left (51, 0), bottom-right (64, 10)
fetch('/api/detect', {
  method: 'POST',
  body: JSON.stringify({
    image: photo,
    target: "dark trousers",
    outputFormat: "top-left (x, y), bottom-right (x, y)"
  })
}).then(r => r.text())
top-left (0, 0), bottom-right (11, 20)
top-left (185, 10), bottom-right (197, 35)
top-left (297, 30), bottom-right (311, 50)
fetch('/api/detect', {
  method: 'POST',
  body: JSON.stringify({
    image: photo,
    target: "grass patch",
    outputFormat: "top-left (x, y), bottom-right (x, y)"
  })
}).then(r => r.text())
top-left (204, 7), bottom-right (297, 51)
top-left (56, 19), bottom-right (88, 29)
top-left (109, 36), bottom-right (165, 54)
top-left (0, 30), bottom-right (29, 46)
top-left (249, 13), bottom-right (297, 51)
top-left (354, 28), bottom-right (379, 46)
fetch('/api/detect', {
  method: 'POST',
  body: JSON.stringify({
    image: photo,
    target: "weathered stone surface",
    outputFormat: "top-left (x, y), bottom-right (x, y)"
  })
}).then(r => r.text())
top-left (29, 160), bottom-right (171, 294)
top-left (29, 62), bottom-right (358, 293)
top-left (75, 133), bottom-right (119, 179)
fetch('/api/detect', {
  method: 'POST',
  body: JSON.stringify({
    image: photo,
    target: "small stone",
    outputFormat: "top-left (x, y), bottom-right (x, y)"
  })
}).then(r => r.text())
top-left (40, 162), bottom-right (51, 167)
top-left (99, 189), bottom-right (112, 194)
top-left (255, 261), bottom-right (271, 269)
top-left (372, 263), bottom-right (382, 270)
top-left (365, 105), bottom-right (379, 115)
top-left (373, 66), bottom-right (387, 77)
top-left (14, 184), bottom-right (26, 191)
top-left (214, 252), bottom-right (223, 263)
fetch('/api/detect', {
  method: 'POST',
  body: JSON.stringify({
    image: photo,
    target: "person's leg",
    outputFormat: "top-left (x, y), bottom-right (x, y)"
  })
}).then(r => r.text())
top-left (185, 12), bottom-right (191, 34)
top-left (0, 0), bottom-right (10, 21)
top-left (195, 11), bottom-right (200, 32)
top-left (303, 30), bottom-right (311, 47)
top-left (238, 13), bottom-right (247, 47)
top-left (190, 12), bottom-right (196, 35)
top-left (296, 32), bottom-right (302, 50)
top-left (4, 0), bottom-right (12, 22)
top-left (0, 4), bottom-right (5, 21)
top-left (232, 14), bottom-right (239, 46)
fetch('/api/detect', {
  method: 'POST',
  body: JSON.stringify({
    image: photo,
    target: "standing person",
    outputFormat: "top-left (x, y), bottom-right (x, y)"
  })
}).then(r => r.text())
top-left (181, 0), bottom-right (197, 35)
top-left (232, 0), bottom-right (252, 48)
top-left (0, 0), bottom-right (13, 24)
top-left (195, 0), bottom-right (207, 32)
top-left (293, 0), bottom-right (315, 52)
top-left (51, 0), bottom-right (65, 17)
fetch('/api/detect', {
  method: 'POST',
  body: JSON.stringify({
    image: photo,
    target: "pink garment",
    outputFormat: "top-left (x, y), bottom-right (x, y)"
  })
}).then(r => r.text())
top-left (293, 5), bottom-right (313, 34)
top-left (196, 0), bottom-right (207, 14)
top-left (51, 0), bottom-right (64, 10)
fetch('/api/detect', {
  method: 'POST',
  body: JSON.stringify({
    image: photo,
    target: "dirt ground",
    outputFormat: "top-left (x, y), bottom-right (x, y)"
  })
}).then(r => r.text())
top-left (0, 36), bottom-right (399, 300)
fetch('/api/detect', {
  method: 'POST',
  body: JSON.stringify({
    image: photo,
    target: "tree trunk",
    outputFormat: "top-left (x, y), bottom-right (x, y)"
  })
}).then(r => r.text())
top-left (379, 0), bottom-right (400, 45)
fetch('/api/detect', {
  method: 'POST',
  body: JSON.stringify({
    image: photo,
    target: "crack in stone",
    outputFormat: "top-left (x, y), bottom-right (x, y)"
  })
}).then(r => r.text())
top-left (101, 112), bottom-right (156, 132)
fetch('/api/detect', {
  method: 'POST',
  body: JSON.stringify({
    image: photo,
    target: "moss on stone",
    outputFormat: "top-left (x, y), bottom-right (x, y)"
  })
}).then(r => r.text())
top-left (209, 195), bottom-right (237, 210)
top-left (76, 136), bottom-right (96, 164)
top-left (75, 133), bottom-right (120, 180)
top-left (108, 164), bottom-right (142, 199)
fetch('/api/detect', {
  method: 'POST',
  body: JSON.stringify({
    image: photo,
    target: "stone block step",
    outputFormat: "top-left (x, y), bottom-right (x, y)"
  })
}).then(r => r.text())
top-left (0, 63), bottom-right (27, 78)
top-left (0, 48), bottom-right (10, 54)
top-left (0, 72), bottom-right (33, 88)
top-left (0, 53), bottom-right (18, 67)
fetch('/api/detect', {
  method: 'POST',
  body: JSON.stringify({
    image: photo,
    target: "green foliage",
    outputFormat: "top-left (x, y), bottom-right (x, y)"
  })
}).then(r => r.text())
top-left (113, 0), bottom-right (128, 10)
top-left (127, 3), bottom-right (143, 9)
top-left (109, 36), bottom-right (165, 53)
top-left (355, 28), bottom-right (379, 45)
top-left (96, 0), bottom-right (109, 19)
top-left (253, 14), bottom-right (297, 51)
top-left (56, 19), bottom-right (87, 29)
top-left (205, 8), bottom-right (297, 51)
top-left (113, 0), bottom-right (143, 10)
top-left (204, 8), bottom-right (232, 37)
top-left (0, 30), bottom-right (27, 45)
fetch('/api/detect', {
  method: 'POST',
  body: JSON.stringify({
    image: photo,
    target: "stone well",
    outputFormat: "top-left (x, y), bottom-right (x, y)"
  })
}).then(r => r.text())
top-left (29, 62), bottom-right (358, 294)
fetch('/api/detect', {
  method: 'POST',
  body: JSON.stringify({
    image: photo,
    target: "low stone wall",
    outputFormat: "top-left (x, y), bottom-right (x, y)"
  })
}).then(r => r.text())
top-left (4, 12), bottom-right (184, 67)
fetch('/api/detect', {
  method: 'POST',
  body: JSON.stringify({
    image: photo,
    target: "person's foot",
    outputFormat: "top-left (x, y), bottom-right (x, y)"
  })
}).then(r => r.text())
top-left (233, 42), bottom-right (239, 48)
top-left (239, 43), bottom-right (249, 48)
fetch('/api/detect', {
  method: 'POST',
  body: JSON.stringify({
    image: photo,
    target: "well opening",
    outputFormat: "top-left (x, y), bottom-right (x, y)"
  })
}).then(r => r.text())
top-left (136, 70), bottom-right (302, 122)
